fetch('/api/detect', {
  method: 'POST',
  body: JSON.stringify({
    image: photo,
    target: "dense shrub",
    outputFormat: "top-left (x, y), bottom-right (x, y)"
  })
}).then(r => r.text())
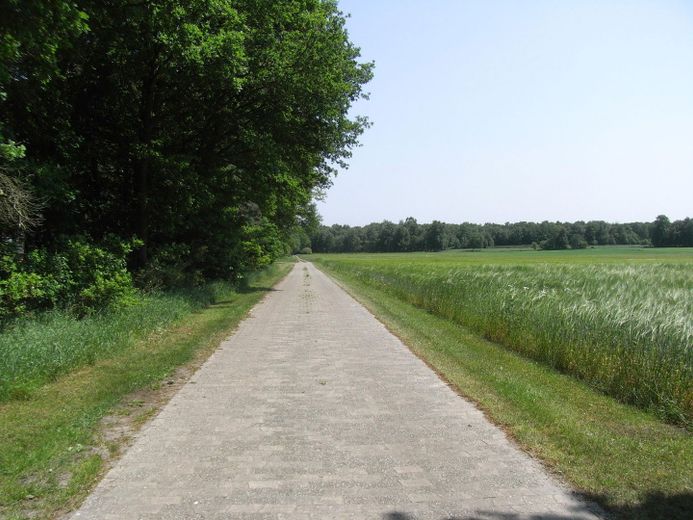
top-left (0, 236), bottom-right (136, 320)
top-left (135, 243), bottom-right (204, 291)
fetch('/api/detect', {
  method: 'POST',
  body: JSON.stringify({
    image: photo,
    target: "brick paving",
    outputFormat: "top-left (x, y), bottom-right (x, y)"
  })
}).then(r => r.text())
top-left (70, 262), bottom-right (603, 519)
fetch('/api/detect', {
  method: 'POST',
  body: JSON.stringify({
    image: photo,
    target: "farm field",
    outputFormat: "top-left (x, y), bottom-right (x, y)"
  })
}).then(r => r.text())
top-left (310, 247), bottom-right (693, 518)
top-left (311, 246), bottom-right (693, 426)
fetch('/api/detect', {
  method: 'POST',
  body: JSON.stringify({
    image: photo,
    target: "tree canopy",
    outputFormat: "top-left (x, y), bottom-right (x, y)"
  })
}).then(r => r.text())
top-left (1, 0), bottom-right (372, 280)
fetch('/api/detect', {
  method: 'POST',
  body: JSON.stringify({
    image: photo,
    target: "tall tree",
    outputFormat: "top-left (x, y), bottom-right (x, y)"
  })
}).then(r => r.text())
top-left (3, 0), bottom-right (373, 278)
top-left (651, 215), bottom-right (671, 247)
top-left (0, 0), bottom-right (87, 237)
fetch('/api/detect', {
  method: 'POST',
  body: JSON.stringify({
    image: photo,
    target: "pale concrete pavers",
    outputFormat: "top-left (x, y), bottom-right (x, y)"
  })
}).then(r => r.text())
top-left (70, 262), bottom-right (604, 520)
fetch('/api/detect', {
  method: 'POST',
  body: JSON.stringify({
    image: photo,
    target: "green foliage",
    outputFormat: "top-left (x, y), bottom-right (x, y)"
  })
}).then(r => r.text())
top-left (0, 1), bottom-right (88, 236)
top-left (311, 249), bottom-right (693, 426)
top-left (239, 220), bottom-right (286, 271)
top-left (0, 271), bottom-right (46, 317)
top-left (652, 215), bottom-right (671, 247)
top-left (0, 0), bottom-right (372, 293)
top-left (135, 243), bottom-right (203, 290)
top-left (651, 215), bottom-right (693, 247)
top-left (542, 227), bottom-right (570, 250)
top-left (0, 237), bottom-right (137, 320)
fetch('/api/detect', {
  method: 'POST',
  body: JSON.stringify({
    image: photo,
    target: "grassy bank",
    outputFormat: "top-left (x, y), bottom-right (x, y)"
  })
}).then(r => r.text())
top-left (0, 284), bottom-right (231, 402)
top-left (311, 253), bottom-right (692, 520)
top-left (311, 248), bottom-right (692, 425)
top-left (0, 260), bottom-right (292, 520)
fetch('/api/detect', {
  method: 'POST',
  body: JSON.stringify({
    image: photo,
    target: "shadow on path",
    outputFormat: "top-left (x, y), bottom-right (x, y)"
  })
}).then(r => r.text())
top-left (383, 491), bottom-right (693, 520)
top-left (237, 285), bottom-right (281, 294)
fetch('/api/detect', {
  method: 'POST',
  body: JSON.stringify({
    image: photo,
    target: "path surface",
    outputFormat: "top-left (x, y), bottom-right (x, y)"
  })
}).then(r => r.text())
top-left (71, 262), bottom-right (602, 520)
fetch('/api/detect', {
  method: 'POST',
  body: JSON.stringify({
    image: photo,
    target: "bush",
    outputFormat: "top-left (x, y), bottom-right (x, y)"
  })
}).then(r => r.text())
top-left (299, 247), bottom-right (312, 255)
top-left (135, 243), bottom-right (204, 290)
top-left (0, 271), bottom-right (48, 317)
top-left (0, 236), bottom-right (137, 320)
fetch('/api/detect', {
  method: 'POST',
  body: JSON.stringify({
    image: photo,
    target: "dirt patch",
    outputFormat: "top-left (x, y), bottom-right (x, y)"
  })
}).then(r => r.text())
top-left (55, 334), bottom-right (224, 520)
top-left (95, 360), bottom-right (202, 465)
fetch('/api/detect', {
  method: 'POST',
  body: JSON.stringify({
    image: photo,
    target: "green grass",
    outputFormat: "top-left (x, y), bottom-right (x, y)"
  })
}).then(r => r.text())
top-left (311, 247), bottom-right (693, 425)
top-left (312, 255), bottom-right (692, 520)
top-left (0, 283), bottom-right (232, 402)
top-left (0, 260), bottom-right (292, 520)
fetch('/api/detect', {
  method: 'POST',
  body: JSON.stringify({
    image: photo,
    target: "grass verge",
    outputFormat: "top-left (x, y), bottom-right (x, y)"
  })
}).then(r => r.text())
top-left (313, 261), bottom-right (693, 520)
top-left (0, 260), bottom-right (292, 520)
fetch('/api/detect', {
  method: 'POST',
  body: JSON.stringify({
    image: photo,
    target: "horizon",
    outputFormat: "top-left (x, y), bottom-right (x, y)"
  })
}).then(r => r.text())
top-left (316, 214), bottom-right (684, 228)
top-left (317, 0), bottom-right (693, 226)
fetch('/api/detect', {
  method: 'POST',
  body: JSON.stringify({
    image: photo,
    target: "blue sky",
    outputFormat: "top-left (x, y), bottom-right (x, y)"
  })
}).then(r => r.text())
top-left (317, 0), bottom-right (693, 225)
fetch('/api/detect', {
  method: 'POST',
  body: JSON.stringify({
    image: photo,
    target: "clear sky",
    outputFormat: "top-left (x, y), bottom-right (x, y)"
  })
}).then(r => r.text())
top-left (317, 0), bottom-right (693, 226)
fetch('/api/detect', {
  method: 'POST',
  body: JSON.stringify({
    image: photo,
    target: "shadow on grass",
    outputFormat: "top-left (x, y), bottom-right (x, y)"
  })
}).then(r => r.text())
top-left (582, 491), bottom-right (693, 520)
top-left (382, 491), bottom-right (693, 520)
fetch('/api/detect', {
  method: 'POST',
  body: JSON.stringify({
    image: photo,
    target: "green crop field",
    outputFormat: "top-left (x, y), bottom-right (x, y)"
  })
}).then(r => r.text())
top-left (311, 247), bottom-right (693, 426)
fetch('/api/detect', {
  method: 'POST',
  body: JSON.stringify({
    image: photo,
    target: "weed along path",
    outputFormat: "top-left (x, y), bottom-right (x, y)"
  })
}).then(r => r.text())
top-left (70, 262), bottom-right (603, 520)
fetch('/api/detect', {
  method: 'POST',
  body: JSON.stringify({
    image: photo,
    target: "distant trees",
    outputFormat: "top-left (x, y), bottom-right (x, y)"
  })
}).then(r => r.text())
top-left (652, 215), bottom-right (672, 247)
top-left (543, 228), bottom-right (570, 250)
top-left (310, 216), bottom-right (693, 253)
top-left (652, 215), bottom-right (693, 247)
top-left (424, 221), bottom-right (446, 251)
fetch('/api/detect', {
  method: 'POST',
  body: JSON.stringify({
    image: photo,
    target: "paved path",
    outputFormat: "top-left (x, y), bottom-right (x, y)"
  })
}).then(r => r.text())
top-left (71, 262), bottom-right (602, 520)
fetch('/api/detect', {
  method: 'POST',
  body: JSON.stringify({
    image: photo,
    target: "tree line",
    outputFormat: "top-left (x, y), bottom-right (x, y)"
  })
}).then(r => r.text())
top-left (310, 215), bottom-right (693, 253)
top-left (0, 0), bottom-right (371, 318)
